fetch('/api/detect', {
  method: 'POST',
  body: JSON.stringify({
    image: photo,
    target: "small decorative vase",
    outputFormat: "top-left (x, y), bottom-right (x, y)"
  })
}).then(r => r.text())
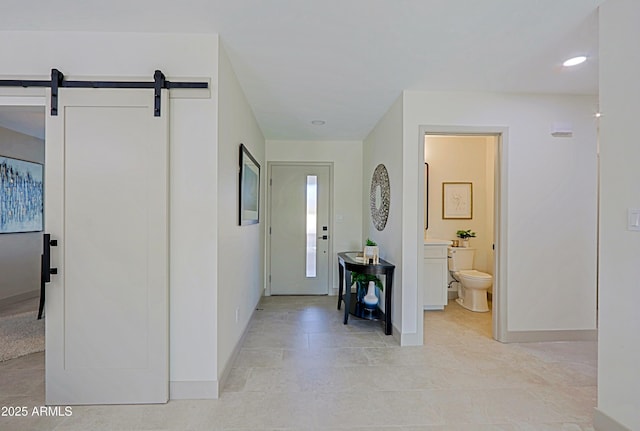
top-left (363, 281), bottom-right (379, 309)
top-left (461, 239), bottom-right (470, 248)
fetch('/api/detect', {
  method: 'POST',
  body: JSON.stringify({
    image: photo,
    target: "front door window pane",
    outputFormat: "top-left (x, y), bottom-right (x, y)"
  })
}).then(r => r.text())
top-left (306, 175), bottom-right (317, 278)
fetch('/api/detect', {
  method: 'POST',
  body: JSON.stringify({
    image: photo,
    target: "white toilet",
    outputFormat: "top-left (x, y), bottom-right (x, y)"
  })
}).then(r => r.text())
top-left (448, 247), bottom-right (492, 312)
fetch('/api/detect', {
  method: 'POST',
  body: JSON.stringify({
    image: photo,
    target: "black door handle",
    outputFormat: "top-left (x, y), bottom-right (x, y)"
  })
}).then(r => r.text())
top-left (42, 233), bottom-right (58, 283)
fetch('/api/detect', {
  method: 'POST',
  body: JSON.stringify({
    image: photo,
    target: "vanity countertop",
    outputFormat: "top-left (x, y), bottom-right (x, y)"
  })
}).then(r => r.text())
top-left (424, 238), bottom-right (453, 246)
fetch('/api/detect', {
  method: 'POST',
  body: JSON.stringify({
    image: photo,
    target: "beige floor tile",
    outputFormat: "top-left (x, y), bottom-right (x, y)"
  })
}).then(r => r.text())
top-left (232, 348), bottom-right (285, 368)
top-left (222, 367), bottom-right (251, 392)
top-left (242, 331), bottom-right (310, 350)
top-left (514, 341), bottom-right (597, 366)
top-left (0, 367), bottom-right (45, 398)
top-left (308, 332), bottom-right (389, 349)
top-left (0, 295), bottom-right (598, 430)
top-left (282, 346), bottom-right (371, 368)
top-left (0, 350), bottom-right (45, 371)
top-left (385, 425), bottom-right (594, 431)
top-left (0, 409), bottom-right (68, 431)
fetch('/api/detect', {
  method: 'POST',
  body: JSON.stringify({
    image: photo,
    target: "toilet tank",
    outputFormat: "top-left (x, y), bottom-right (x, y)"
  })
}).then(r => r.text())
top-left (448, 247), bottom-right (475, 271)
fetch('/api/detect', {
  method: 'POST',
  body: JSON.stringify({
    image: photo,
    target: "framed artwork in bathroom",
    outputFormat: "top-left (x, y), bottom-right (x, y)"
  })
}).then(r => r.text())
top-left (442, 182), bottom-right (472, 219)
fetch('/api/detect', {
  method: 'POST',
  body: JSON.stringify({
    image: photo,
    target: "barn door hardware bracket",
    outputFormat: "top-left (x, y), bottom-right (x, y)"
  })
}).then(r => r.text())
top-left (154, 70), bottom-right (165, 117)
top-left (50, 68), bottom-right (64, 116)
top-left (0, 68), bottom-right (209, 117)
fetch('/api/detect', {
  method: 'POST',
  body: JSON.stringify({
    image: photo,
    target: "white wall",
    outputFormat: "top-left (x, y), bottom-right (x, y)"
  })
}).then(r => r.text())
top-left (0, 126), bottom-right (44, 302)
top-left (403, 91), bottom-right (598, 342)
top-left (0, 31), bottom-right (220, 398)
top-left (597, 1), bottom-right (640, 429)
top-left (362, 95), bottom-right (405, 343)
top-left (266, 139), bottom-right (363, 291)
top-left (217, 43), bottom-right (265, 382)
top-left (425, 135), bottom-right (494, 274)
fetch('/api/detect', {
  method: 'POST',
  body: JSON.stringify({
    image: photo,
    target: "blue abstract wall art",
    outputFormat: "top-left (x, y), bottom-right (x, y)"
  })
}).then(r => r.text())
top-left (0, 156), bottom-right (43, 234)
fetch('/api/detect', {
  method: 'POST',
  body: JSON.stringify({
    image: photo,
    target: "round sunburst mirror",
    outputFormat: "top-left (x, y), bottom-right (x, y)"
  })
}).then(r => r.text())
top-left (370, 164), bottom-right (390, 231)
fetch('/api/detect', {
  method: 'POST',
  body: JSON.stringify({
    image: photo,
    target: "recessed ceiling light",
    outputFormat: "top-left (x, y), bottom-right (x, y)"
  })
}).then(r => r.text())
top-left (563, 56), bottom-right (587, 67)
top-left (311, 120), bottom-right (326, 126)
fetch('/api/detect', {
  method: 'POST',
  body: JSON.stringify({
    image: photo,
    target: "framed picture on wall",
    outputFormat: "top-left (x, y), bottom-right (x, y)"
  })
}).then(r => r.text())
top-left (442, 182), bottom-right (472, 219)
top-left (239, 144), bottom-right (260, 225)
top-left (0, 156), bottom-right (44, 234)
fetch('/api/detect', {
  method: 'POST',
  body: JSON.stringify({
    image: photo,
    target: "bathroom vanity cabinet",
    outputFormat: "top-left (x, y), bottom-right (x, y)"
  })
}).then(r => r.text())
top-left (423, 240), bottom-right (451, 310)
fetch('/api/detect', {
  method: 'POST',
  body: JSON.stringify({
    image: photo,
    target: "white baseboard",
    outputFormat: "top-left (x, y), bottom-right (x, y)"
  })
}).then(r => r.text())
top-left (399, 328), bottom-right (423, 346)
top-left (217, 302), bottom-right (259, 396)
top-left (593, 408), bottom-right (633, 431)
top-left (390, 324), bottom-right (401, 345)
top-left (0, 289), bottom-right (39, 307)
top-left (169, 380), bottom-right (219, 400)
top-left (501, 329), bottom-right (597, 343)
top-left (169, 301), bottom-right (260, 401)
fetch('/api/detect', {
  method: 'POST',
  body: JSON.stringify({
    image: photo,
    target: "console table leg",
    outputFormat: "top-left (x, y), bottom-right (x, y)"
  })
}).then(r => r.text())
top-left (337, 260), bottom-right (344, 310)
top-left (343, 270), bottom-right (351, 324)
top-left (384, 269), bottom-right (394, 335)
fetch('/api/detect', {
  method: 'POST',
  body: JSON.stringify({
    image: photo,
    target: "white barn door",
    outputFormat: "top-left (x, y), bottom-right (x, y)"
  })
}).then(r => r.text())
top-left (45, 88), bottom-right (169, 404)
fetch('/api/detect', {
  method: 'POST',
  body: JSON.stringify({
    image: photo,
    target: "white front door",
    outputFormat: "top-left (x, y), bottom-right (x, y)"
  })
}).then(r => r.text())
top-left (45, 88), bottom-right (169, 404)
top-left (269, 163), bottom-right (331, 295)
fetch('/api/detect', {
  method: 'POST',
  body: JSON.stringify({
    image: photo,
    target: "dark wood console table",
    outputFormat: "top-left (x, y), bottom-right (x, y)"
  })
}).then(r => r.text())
top-left (337, 251), bottom-right (395, 335)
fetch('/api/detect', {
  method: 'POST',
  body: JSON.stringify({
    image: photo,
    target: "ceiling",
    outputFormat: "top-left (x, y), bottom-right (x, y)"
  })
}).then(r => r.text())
top-left (0, 0), bottom-right (604, 141)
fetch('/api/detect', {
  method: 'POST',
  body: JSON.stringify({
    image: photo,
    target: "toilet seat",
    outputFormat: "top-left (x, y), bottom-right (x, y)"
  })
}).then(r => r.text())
top-left (458, 270), bottom-right (492, 280)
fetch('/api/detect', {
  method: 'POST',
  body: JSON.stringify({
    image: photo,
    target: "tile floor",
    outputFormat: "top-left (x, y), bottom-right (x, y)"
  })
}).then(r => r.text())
top-left (0, 295), bottom-right (597, 430)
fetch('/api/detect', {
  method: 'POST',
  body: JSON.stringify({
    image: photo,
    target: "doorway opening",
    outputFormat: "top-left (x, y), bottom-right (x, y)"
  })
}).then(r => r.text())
top-left (0, 104), bottom-right (46, 363)
top-left (419, 126), bottom-right (508, 344)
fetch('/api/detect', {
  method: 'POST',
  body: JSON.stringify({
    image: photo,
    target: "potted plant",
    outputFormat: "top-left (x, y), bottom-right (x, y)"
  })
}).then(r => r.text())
top-left (363, 238), bottom-right (379, 264)
top-left (456, 229), bottom-right (476, 247)
top-left (351, 272), bottom-right (383, 309)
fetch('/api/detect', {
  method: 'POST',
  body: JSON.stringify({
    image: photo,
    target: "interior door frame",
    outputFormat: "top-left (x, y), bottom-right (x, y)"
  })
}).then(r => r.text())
top-left (266, 161), bottom-right (334, 296)
top-left (418, 125), bottom-right (508, 343)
